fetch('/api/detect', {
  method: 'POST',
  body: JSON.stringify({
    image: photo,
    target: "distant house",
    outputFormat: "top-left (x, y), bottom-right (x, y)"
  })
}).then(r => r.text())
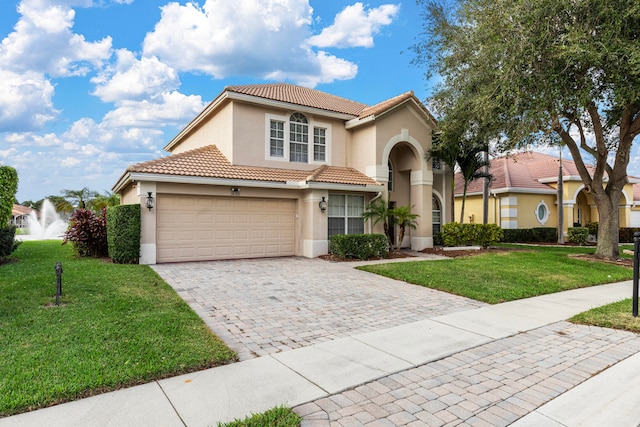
top-left (11, 204), bottom-right (34, 228)
top-left (454, 151), bottom-right (640, 234)
top-left (113, 83), bottom-right (450, 264)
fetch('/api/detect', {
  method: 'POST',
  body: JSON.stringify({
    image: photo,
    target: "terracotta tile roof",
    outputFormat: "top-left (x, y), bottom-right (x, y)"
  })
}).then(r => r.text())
top-left (226, 83), bottom-right (368, 116)
top-left (12, 204), bottom-right (33, 216)
top-left (358, 91), bottom-right (436, 124)
top-left (454, 151), bottom-right (596, 195)
top-left (127, 145), bottom-right (380, 187)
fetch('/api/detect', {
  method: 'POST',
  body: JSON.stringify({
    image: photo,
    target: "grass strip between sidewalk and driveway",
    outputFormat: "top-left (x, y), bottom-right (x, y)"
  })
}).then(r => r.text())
top-left (0, 241), bottom-right (236, 417)
top-left (358, 245), bottom-right (633, 304)
top-left (217, 405), bottom-right (302, 427)
top-left (570, 299), bottom-right (640, 332)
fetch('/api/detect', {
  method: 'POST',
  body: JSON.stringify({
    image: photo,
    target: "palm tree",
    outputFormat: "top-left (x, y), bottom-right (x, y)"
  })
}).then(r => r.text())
top-left (457, 144), bottom-right (492, 223)
top-left (361, 197), bottom-right (392, 247)
top-left (428, 132), bottom-right (459, 223)
top-left (390, 204), bottom-right (419, 250)
top-left (61, 187), bottom-right (98, 210)
top-left (88, 191), bottom-right (121, 212)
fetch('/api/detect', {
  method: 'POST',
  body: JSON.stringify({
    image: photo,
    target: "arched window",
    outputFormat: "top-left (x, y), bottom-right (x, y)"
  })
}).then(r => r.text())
top-left (289, 113), bottom-right (308, 163)
top-left (432, 195), bottom-right (442, 234)
top-left (388, 160), bottom-right (394, 192)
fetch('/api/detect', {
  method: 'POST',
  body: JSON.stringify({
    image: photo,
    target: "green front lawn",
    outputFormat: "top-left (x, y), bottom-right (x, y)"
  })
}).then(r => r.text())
top-left (0, 241), bottom-right (236, 416)
top-left (359, 245), bottom-right (633, 304)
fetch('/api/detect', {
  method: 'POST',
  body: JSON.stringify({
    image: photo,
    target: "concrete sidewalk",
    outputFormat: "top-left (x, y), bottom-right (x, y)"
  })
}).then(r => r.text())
top-left (1, 280), bottom-right (638, 426)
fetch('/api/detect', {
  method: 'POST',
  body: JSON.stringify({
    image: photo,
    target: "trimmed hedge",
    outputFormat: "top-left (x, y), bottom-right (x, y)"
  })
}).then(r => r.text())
top-left (441, 223), bottom-right (504, 249)
top-left (107, 204), bottom-right (141, 264)
top-left (620, 228), bottom-right (640, 243)
top-left (0, 225), bottom-right (20, 258)
top-left (329, 234), bottom-right (389, 260)
top-left (502, 227), bottom-right (557, 243)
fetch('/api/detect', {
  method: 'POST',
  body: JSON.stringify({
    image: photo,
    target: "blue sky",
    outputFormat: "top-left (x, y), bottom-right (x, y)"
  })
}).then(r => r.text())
top-left (0, 0), bottom-right (437, 202)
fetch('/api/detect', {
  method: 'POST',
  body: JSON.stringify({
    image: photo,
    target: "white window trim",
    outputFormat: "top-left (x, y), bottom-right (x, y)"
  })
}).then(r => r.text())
top-left (265, 113), bottom-right (289, 163)
top-left (311, 120), bottom-right (331, 165)
top-left (535, 200), bottom-right (550, 225)
top-left (265, 113), bottom-right (331, 165)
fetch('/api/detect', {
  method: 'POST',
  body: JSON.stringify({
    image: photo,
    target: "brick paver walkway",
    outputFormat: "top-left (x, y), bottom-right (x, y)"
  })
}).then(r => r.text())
top-left (295, 321), bottom-right (640, 426)
top-left (152, 257), bottom-right (485, 360)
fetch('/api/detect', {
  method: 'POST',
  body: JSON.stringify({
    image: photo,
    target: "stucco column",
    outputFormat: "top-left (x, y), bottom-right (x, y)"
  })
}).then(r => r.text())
top-left (302, 190), bottom-right (329, 258)
top-left (410, 170), bottom-right (433, 250)
top-left (137, 182), bottom-right (157, 265)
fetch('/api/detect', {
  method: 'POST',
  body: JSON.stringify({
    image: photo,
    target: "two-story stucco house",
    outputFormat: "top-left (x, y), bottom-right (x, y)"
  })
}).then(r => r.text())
top-left (113, 83), bottom-right (449, 264)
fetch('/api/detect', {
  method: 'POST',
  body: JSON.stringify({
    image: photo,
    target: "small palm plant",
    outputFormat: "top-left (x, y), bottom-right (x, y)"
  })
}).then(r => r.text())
top-left (390, 204), bottom-right (419, 250)
top-left (361, 198), bottom-right (392, 248)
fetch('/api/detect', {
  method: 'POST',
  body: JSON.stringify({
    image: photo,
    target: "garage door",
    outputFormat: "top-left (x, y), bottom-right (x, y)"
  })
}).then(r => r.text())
top-left (157, 195), bottom-right (295, 263)
top-left (632, 210), bottom-right (640, 228)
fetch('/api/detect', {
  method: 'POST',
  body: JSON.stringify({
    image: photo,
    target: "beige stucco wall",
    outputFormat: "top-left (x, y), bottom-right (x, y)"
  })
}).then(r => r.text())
top-left (228, 102), bottom-right (350, 169)
top-left (170, 101), bottom-right (234, 158)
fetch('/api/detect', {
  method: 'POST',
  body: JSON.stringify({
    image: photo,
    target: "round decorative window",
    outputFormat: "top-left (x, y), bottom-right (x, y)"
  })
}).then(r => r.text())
top-left (536, 201), bottom-right (549, 225)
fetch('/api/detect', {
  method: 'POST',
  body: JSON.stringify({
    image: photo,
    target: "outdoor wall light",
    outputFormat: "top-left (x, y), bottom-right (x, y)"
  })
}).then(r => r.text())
top-left (319, 196), bottom-right (327, 213)
top-left (231, 187), bottom-right (240, 196)
top-left (145, 192), bottom-right (155, 211)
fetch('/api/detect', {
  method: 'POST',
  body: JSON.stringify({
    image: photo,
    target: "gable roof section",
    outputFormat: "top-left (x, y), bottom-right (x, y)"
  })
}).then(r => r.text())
top-left (164, 83), bottom-right (436, 152)
top-left (454, 151), bottom-right (597, 196)
top-left (114, 145), bottom-right (382, 192)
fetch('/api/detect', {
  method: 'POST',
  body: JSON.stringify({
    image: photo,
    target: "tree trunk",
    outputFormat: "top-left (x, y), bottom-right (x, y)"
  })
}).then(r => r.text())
top-left (593, 192), bottom-right (621, 260)
top-left (459, 184), bottom-right (468, 223)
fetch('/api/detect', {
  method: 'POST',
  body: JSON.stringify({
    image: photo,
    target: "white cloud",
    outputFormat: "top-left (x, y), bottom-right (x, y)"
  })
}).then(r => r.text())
top-left (0, 69), bottom-right (58, 131)
top-left (101, 91), bottom-right (205, 128)
top-left (307, 3), bottom-right (400, 49)
top-left (92, 50), bottom-right (180, 102)
top-left (141, 0), bottom-right (359, 87)
top-left (0, 0), bottom-right (112, 77)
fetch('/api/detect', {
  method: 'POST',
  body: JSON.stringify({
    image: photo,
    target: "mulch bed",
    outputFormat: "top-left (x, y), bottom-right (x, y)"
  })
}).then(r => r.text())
top-left (319, 251), bottom-right (413, 262)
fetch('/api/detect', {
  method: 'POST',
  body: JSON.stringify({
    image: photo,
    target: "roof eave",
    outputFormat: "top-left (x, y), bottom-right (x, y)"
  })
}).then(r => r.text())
top-left (114, 172), bottom-right (384, 193)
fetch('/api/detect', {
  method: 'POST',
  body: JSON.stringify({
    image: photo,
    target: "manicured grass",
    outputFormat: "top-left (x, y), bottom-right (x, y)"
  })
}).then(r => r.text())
top-left (570, 299), bottom-right (640, 332)
top-left (0, 241), bottom-right (236, 416)
top-left (358, 245), bottom-right (633, 304)
top-left (217, 406), bottom-right (301, 427)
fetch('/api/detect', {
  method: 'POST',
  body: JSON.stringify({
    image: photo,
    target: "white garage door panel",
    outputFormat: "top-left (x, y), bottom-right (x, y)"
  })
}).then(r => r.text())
top-left (157, 195), bottom-right (295, 263)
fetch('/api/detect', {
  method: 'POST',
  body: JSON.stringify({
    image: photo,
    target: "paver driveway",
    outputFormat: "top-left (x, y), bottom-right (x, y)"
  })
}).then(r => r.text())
top-left (152, 256), bottom-right (486, 361)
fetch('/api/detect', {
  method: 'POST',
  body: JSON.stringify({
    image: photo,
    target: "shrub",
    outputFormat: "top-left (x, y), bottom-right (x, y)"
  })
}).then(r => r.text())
top-left (433, 232), bottom-right (444, 246)
top-left (441, 222), bottom-right (503, 248)
top-left (0, 166), bottom-right (18, 226)
top-left (502, 228), bottom-right (534, 243)
top-left (107, 204), bottom-right (141, 264)
top-left (532, 227), bottom-right (557, 242)
top-left (0, 225), bottom-right (20, 258)
top-left (619, 228), bottom-right (640, 243)
top-left (329, 234), bottom-right (389, 260)
top-left (587, 222), bottom-right (599, 235)
top-left (63, 208), bottom-right (108, 257)
top-left (568, 227), bottom-right (589, 245)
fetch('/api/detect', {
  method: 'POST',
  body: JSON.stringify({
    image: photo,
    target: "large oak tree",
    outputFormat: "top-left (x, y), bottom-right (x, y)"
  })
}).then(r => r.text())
top-left (414, 0), bottom-right (640, 259)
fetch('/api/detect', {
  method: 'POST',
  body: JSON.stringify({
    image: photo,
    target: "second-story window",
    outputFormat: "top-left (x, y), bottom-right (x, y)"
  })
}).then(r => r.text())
top-left (266, 112), bottom-right (330, 164)
top-left (269, 120), bottom-right (285, 158)
top-left (314, 127), bottom-right (326, 162)
top-left (289, 113), bottom-right (308, 163)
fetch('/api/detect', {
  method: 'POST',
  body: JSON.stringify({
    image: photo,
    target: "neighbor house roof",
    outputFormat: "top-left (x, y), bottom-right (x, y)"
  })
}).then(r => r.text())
top-left (454, 151), bottom-right (597, 196)
top-left (165, 83), bottom-right (436, 152)
top-left (12, 204), bottom-right (33, 217)
top-left (115, 145), bottom-right (382, 192)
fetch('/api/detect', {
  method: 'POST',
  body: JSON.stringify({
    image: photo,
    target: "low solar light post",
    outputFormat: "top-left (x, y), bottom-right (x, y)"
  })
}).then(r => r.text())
top-left (55, 262), bottom-right (63, 306)
top-left (633, 232), bottom-right (640, 317)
